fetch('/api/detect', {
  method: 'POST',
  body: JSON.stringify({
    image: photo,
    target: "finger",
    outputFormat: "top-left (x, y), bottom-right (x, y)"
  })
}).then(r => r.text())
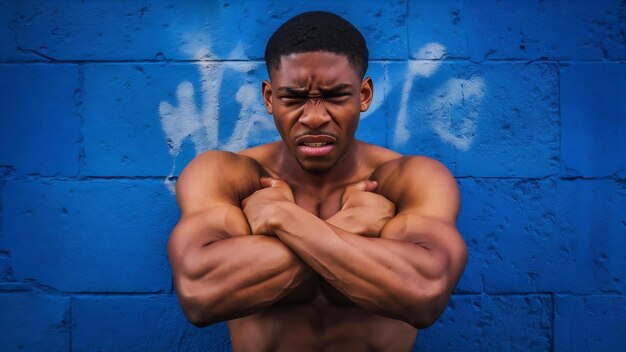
top-left (260, 176), bottom-right (280, 188)
top-left (341, 180), bottom-right (367, 205)
top-left (364, 180), bottom-right (378, 192)
top-left (345, 180), bottom-right (368, 193)
top-left (260, 176), bottom-right (292, 192)
top-left (345, 180), bottom-right (377, 194)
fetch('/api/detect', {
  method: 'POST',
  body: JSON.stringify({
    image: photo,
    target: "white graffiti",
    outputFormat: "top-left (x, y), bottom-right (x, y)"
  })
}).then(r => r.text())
top-left (394, 43), bottom-right (485, 150)
top-left (428, 77), bottom-right (485, 151)
top-left (159, 40), bottom-right (485, 192)
top-left (159, 43), bottom-right (275, 193)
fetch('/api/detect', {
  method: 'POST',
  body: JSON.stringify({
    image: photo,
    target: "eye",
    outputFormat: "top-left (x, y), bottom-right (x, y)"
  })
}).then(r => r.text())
top-left (325, 93), bottom-right (350, 103)
top-left (280, 95), bottom-right (306, 104)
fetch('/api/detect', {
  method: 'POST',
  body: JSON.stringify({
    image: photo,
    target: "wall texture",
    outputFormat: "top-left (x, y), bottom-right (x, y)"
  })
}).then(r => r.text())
top-left (1, 1), bottom-right (625, 351)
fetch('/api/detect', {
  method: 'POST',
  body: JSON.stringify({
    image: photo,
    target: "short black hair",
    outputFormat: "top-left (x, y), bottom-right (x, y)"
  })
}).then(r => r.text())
top-left (265, 11), bottom-right (369, 78)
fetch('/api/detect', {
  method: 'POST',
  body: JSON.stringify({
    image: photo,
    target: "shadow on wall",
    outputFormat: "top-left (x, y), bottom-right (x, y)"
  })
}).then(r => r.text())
top-left (159, 39), bottom-right (486, 193)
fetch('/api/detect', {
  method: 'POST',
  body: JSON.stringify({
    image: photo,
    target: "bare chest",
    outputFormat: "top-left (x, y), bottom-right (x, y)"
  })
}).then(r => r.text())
top-left (290, 184), bottom-right (344, 220)
top-left (228, 293), bottom-right (417, 352)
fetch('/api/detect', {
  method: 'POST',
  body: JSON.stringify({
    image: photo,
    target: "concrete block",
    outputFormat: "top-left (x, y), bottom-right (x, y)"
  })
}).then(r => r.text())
top-left (409, 0), bottom-right (626, 61)
top-left (386, 62), bottom-right (559, 177)
top-left (408, 0), bottom-right (470, 59)
top-left (72, 295), bottom-right (231, 352)
top-left (0, 64), bottom-right (80, 176)
top-left (0, 178), bottom-right (4, 250)
top-left (555, 295), bottom-right (626, 352)
top-left (82, 62), bottom-right (278, 177)
top-left (561, 63), bottom-right (626, 177)
top-left (416, 294), bottom-right (552, 351)
top-left (5, 1), bottom-right (245, 61)
top-left (457, 179), bottom-right (557, 294)
top-left (2, 179), bottom-right (178, 292)
top-left (555, 180), bottom-right (626, 294)
top-left (458, 178), bottom-right (626, 294)
top-left (241, 0), bottom-right (407, 60)
top-left (0, 251), bottom-right (10, 281)
top-left (0, 1), bottom-right (16, 60)
top-left (0, 292), bottom-right (69, 351)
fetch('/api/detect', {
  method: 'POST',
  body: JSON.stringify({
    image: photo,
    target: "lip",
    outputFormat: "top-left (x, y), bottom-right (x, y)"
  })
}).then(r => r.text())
top-left (295, 134), bottom-right (337, 158)
top-left (298, 144), bottom-right (335, 157)
top-left (295, 134), bottom-right (337, 144)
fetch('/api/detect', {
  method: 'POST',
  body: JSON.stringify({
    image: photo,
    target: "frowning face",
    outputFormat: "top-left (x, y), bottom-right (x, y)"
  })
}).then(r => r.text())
top-left (262, 51), bottom-right (373, 173)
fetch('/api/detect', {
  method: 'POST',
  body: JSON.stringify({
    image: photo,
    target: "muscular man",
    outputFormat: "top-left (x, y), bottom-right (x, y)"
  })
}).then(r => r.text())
top-left (168, 11), bottom-right (467, 351)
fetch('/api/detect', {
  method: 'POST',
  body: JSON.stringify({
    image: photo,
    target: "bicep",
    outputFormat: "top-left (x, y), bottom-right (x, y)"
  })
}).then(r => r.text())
top-left (169, 151), bottom-right (263, 275)
top-left (168, 205), bottom-right (251, 279)
top-left (376, 156), bottom-right (467, 277)
top-left (175, 150), bottom-right (264, 214)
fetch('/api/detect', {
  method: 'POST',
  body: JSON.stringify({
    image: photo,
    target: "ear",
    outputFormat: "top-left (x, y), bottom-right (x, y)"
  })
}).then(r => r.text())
top-left (359, 77), bottom-right (374, 112)
top-left (262, 80), bottom-right (273, 114)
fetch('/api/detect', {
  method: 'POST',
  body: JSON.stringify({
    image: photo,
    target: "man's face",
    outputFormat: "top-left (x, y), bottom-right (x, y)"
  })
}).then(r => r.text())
top-left (262, 52), bottom-right (373, 173)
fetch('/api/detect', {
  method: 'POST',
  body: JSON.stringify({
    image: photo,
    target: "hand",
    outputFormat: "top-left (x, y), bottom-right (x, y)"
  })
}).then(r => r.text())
top-left (326, 180), bottom-right (396, 237)
top-left (242, 177), bottom-right (295, 235)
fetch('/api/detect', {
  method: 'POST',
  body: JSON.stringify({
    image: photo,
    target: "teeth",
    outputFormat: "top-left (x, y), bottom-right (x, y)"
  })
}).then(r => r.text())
top-left (304, 142), bottom-right (327, 147)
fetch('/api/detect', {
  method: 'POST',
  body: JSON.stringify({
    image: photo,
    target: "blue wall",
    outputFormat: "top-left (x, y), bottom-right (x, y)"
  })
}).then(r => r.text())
top-left (1, 1), bottom-right (625, 351)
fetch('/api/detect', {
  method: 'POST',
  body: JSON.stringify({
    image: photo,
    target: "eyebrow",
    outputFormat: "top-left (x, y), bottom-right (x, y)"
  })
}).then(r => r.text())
top-left (319, 83), bottom-right (353, 94)
top-left (276, 86), bottom-right (309, 95)
top-left (276, 83), bottom-right (353, 95)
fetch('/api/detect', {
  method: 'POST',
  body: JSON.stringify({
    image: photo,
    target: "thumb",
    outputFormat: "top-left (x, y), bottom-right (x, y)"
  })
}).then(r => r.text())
top-left (347, 179), bottom-right (377, 192)
top-left (260, 176), bottom-right (289, 189)
top-left (260, 176), bottom-right (278, 188)
top-left (364, 180), bottom-right (378, 192)
top-left (342, 180), bottom-right (377, 204)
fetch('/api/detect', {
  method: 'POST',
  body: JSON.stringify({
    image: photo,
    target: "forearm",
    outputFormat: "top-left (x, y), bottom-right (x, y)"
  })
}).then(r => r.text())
top-left (271, 203), bottom-right (452, 326)
top-left (173, 234), bottom-right (312, 326)
top-left (325, 208), bottom-right (381, 237)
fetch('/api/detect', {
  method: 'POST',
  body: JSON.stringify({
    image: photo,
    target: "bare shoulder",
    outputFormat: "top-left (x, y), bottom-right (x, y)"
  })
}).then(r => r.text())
top-left (372, 155), bottom-right (460, 221)
top-left (176, 150), bottom-right (265, 214)
top-left (356, 140), bottom-right (403, 168)
top-left (372, 155), bottom-right (454, 183)
top-left (239, 142), bottom-right (282, 176)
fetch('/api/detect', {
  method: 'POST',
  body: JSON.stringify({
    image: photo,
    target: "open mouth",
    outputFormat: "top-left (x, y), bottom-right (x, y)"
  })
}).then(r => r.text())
top-left (301, 142), bottom-right (332, 147)
top-left (295, 135), bottom-right (337, 157)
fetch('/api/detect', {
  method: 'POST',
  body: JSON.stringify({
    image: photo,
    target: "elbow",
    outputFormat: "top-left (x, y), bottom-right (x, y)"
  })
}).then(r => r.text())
top-left (182, 301), bottom-right (217, 328)
top-left (409, 304), bottom-right (446, 329)
top-left (402, 257), bottom-right (454, 329)
top-left (409, 237), bottom-right (467, 329)
top-left (406, 279), bottom-right (450, 329)
top-left (176, 279), bottom-right (222, 327)
top-left (185, 310), bottom-right (213, 328)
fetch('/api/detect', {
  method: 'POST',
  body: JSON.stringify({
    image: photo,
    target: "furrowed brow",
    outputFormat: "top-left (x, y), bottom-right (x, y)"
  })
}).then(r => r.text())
top-left (319, 83), bottom-right (352, 94)
top-left (277, 86), bottom-right (309, 95)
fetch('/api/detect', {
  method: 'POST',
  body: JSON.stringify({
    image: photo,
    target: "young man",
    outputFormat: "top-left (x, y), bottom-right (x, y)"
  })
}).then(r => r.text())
top-left (168, 11), bottom-right (467, 351)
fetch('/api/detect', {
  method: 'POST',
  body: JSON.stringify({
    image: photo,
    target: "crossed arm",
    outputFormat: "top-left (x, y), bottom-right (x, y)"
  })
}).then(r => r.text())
top-left (168, 151), bottom-right (467, 328)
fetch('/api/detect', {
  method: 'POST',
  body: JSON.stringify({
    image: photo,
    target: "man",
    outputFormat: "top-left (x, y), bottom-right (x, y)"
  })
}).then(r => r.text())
top-left (168, 11), bottom-right (467, 351)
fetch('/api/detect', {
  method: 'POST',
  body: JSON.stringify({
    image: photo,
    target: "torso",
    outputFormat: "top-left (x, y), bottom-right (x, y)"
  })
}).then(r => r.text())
top-left (229, 141), bottom-right (417, 351)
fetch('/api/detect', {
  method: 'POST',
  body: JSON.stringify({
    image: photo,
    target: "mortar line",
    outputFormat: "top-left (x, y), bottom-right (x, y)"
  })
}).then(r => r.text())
top-left (4, 174), bottom-right (624, 182)
top-left (551, 293), bottom-right (556, 352)
top-left (77, 64), bottom-right (85, 179)
top-left (383, 61), bottom-right (390, 149)
top-left (405, 0), bottom-right (410, 61)
top-left (2, 58), bottom-right (626, 65)
top-left (69, 295), bottom-right (73, 352)
top-left (557, 60), bottom-right (563, 178)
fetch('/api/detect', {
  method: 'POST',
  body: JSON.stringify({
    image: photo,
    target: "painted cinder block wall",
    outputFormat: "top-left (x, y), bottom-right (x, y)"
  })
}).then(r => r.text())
top-left (1, 0), bottom-right (625, 351)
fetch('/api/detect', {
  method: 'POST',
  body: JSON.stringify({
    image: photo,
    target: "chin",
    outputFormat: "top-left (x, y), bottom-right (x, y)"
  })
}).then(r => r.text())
top-left (297, 158), bottom-right (338, 174)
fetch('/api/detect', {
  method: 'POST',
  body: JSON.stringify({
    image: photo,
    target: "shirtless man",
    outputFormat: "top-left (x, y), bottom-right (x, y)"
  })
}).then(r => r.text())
top-left (168, 11), bottom-right (467, 351)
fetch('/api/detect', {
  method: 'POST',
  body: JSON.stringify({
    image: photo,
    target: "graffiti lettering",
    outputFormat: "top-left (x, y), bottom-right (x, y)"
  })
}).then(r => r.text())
top-left (159, 41), bottom-right (485, 192)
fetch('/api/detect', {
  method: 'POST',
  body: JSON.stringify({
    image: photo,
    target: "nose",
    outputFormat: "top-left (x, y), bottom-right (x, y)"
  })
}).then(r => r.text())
top-left (298, 100), bottom-right (331, 129)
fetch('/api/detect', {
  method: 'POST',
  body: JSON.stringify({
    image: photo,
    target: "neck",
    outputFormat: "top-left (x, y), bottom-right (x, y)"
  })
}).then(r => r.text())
top-left (278, 141), bottom-right (362, 194)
